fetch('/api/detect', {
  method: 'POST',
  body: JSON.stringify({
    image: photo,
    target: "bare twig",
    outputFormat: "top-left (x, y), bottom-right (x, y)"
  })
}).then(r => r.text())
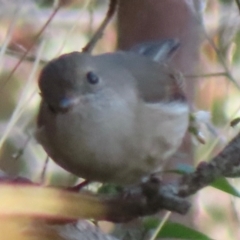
top-left (149, 211), bottom-right (171, 240)
top-left (1, 4), bottom-right (61, 90)
top-left (0, 7), bottom-right (19, 67)
top-left (192, 4), bottom-right (240, 90)
top-left (12, 135), bottom-right (31, 161)
top-left (235, 0), bottom-right (240, 14)
top-left (40, 156), bottom-right (50, 184)
top-left (82, 0), bottom-right (118, 53)
top-left (185, 72), bottom-right (227, 79)
top-left (202, 26), bottom-right (240, 90)
top-left (2, 48), bottom-right (47, 64)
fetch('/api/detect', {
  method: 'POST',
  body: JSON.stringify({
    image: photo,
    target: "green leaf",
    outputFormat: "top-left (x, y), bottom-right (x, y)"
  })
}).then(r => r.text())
top-left (144, 218), bottom-right (213, 240)
top-left (210, 177), bottom-right (240, 198)
top-left (97, 183), bottom-right (123, 195)
top-left (158, 222), bottom-right (213, 240)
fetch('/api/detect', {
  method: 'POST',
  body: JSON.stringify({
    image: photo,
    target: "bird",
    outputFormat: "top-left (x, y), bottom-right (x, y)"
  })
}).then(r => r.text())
top-left (36, 39), bottom-right (189, 185)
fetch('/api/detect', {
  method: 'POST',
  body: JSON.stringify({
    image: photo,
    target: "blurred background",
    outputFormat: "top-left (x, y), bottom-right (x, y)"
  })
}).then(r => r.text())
top-left (1, 0), bottom-right (240, 239)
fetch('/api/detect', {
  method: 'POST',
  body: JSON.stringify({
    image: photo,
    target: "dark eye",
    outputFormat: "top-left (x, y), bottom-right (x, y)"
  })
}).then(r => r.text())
top-left (86, 71), bottom-right (99, 84)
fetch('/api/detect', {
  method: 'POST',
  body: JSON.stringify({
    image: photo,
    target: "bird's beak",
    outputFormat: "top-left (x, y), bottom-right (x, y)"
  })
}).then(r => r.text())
top-left (59, 96), bottom-right (80, 112)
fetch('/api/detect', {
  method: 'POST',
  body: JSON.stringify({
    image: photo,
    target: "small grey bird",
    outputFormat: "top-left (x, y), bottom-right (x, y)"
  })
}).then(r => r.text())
top-left (36, 40), bottom-right (189, 185)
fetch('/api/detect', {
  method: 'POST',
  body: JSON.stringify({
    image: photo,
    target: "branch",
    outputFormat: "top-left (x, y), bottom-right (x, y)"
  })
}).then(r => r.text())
top-left (178, 131), bottom-right (240, 196)
top-left (1, 132), bottom-right (240, 223)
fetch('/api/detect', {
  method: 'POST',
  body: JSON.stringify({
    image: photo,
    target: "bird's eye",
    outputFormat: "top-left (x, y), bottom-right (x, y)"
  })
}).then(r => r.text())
top-left (86, 71), bottom-right (99, 84)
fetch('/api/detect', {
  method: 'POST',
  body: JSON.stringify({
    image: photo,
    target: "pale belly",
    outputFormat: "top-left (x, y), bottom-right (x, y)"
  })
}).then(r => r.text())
top-left (36, 100), bottom-right (189, 184)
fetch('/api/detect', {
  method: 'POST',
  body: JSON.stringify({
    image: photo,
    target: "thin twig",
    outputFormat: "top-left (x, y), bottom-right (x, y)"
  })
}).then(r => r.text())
top-left (202, 25), bottom-right (240, 90)
top-left (192, 5), bottom-right (240, 90)
top-left (149, 211), bottom-right (171, 240)
top-left (0, 40), bottom-right (45, 150)
top-left (184, 72), bottom-right (227, 79)
top-left (82, 0), bottom-right (118, 53)
top-left (1, 4), bottom-right (61, 90)
top-left (0, 7), bottom-right (19, 67)
top-left (12, 135), bottom-right (31, 161)
top-left (56, 0), bottom-right (91, 55)
top-left (3, 48), bottom-right (47, 64)
top-left (235, 0), bottom-right (240, 14)
top-left (40, 156), bottom-right (50, 184)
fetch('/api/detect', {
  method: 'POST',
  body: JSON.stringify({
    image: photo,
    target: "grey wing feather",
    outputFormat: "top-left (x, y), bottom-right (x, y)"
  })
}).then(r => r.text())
top-left (96, 47), bottom-right (185, 104)
top-left (104, 52), bottom-right (185, 103)
top-left (129, 39), bottom-right (180, 63)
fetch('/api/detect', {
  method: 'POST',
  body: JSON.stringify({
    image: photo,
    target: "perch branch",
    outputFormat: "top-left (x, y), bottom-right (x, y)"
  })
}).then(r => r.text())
top-left (1, 132), bottom-right (240, 222)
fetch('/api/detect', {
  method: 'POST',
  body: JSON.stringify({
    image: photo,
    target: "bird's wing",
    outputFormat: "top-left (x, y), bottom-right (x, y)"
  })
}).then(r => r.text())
top-left (99, 52), bottom-right (186, 104)
top-left (129, 39), bottom-right (180, 63)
